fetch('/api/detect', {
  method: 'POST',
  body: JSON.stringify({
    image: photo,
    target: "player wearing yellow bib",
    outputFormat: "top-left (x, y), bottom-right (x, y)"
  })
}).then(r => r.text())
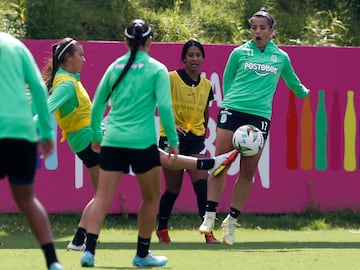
top-left (199, 9), bottom-right (310, 246)
top-left (42, 38), bottom-right (100, 253)
top-left (156, 40), bottom-right (222, 245)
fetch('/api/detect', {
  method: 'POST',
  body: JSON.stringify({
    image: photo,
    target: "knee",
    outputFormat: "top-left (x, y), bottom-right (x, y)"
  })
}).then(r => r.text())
top-left (143, 189), bottom-right (162, 203)
top-left (193, 179), bottom-right (207, 193)
top-left (240, 167), bottom-right (257, 181)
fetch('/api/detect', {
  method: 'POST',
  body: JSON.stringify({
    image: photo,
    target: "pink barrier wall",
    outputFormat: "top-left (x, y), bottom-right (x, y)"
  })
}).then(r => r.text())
top-left (1, 40), bottom-right (359, 214)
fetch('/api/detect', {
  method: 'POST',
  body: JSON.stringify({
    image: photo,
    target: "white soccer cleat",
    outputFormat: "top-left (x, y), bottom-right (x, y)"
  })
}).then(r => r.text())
top-left (199, 211), bottom-right (216, 234)
top-left (221, 214), bottom-right (239, 246)
top-left (67, 241), bottom-right (86, 251)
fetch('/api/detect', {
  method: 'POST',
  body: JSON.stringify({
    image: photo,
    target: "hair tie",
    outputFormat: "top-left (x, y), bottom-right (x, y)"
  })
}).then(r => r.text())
top-left (57, 40), bottom-right (76, 60)
top-left (124, 26), bottom-right (152, 39)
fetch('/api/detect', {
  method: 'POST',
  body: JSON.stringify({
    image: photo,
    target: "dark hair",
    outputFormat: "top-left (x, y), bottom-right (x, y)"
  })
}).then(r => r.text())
top-left (106, 19), bottom-right (152, 102)
top-left (42, 37), bottom-right (79, 90)
top-left (250, 8), bottom-right (274, 28)
top-left (181, 39), bottom-right (205, 62)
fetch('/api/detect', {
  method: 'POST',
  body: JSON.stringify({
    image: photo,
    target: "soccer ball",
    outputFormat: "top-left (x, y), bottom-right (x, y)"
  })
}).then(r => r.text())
top-left (232, 125), bottom-right (264, 156)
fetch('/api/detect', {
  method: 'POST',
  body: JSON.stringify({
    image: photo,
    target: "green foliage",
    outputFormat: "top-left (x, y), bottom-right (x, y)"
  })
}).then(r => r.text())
top-left (24, 0), bottom-right (139, 40)
top-left (136, 0), bottom-right (175, 10)
top-left (137, 0), bottom-right (247, 44)
top-left (335, 0), bottom-right (360, 46)
top-left (1, 0), bottom-right (360, 45)
top-left (289, 10), bottom-right (347, 46)
top-left (193, 1), bottom-right (244, 44)
top-left (307, 218), bottom-right (330, 230)
top-left (144, 0), bottom-right (194, 42)
top-left (1, 0), bottom-right (26, 37)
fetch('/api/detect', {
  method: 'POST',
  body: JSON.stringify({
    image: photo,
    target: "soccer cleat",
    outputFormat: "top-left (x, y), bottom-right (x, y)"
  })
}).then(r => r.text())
top-left (81, 251), bottom-right (95, 267)
top-left (204, 232), bottom-right (220, 244)
top-left (67, 241), bottom-right (86, 251)
top-left (221, 214), bottom-right (239, 246)
top-left (132, 251), bottom-right (168, 267)
top-left (156, 229), bottom-right (171, 244)
top-left (209, 149), bottom-right (238, 176)
top-left (199, 211), bottom-right (216, 234)
top-left (49, 262), bottom-right (64, 270)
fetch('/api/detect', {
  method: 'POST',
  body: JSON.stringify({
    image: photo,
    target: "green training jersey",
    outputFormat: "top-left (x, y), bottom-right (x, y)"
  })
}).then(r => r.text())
top-left (0, 32), bottom-right (52, 142)
top-left (222, 40), bottom-right (309, 120)
top-left (91, 51), bottom-right (179, 149)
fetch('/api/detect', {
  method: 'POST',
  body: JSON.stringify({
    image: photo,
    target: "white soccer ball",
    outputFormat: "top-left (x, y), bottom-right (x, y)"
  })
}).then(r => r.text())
top-left (232, 125), bottom-right (264, 156)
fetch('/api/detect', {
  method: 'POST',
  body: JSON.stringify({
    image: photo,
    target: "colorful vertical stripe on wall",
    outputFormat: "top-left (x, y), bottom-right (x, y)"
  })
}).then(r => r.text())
top-left (344, 90), bottom-right (356, 171)
top-left (329, 91), bottom-right (341, 170)
top-left (45, 114), bottom-right (58, 170)
top-left (301, 96), bottom-right (313, 170)
top-left (286, 92), bottom-right (298, 170)
top-left (315, 90), bottom-right (327, 171)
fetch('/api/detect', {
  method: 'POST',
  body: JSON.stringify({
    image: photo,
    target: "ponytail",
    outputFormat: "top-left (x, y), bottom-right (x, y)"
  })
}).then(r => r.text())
top-left (105, 19), bottom-right (152, 103)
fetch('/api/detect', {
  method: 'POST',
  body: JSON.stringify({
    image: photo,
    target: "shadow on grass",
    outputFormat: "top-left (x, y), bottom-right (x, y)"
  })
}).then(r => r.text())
top-left (89, 241), bottom-right (360, 250)
top-left (2, 238), bottom-right (360, 250)
top-left (2, 212), bottom-right (360, 251)
top-left (80, 266), bottom-right (172, 270)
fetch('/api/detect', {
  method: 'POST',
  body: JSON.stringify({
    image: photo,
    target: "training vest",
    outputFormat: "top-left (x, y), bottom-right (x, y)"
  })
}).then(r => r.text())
top-left (160, 71), bottom-right (212, 137)
top-left (52, 74), bottom-right (91, 142)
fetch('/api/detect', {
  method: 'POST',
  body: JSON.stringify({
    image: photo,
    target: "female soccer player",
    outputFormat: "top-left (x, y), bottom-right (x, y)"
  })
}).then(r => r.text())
top-left (80, 19), bottom-right (178, 268)
top-left (156, 40), bottom-right (223, 244)
top-left (0, 32), bottom-right (63, 270)
top-left (199, 8), bottom-right (310, 246)
top-left (42, 37), bottom-right (100, 252)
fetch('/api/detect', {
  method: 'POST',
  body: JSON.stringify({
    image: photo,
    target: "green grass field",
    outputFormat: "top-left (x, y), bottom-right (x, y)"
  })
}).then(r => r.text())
top-left (1, 212), bottom-right (360, 270)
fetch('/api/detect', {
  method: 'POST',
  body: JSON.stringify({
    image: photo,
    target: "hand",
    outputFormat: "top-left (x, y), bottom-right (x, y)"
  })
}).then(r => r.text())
top-left (91, 142), bottom-right (101, 153)
top-left (165, 146), bottom-right (179, 165)
top-left (176, 125), bottom-right (187, 136)
top-left (38, 139), bottom-right (54, 159)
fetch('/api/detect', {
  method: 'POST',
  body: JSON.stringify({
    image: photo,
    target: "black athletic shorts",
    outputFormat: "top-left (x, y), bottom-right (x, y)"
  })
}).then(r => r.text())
top-left (76, 143), bottom-right (99, 168)
top-left (217, 108), bottom-right (270, 140)
top-left (159, 132), bottom-right (205, 156)
top-left (0, 139), bottom-right (37, 185)
top-left (99, 144), bottom-right (160, 174)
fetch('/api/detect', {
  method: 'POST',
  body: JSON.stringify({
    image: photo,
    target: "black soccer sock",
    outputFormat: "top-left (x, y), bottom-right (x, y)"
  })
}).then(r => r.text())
top-left (197, 158), bottom-right (215, 170)
top-left (193, 179), bottom-right (208, 219)
top-left (41, 242), bottom-right (58, 268)
top-left (205, 200), bottom-right (218, 212)
top-left (72, 226), bottom-right (86, 245)
top-left (85, 233), bottom-right (98, 255)
top-left (137, 236), bottom-right (151, 258)
top-left (157, 190), bottom-right (179, 230)
top-left (229, 207), bottom-right (241, 219)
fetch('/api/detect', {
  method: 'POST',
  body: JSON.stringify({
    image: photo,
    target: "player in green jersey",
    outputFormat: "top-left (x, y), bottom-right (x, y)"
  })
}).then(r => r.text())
top-left (80, 19), bottom-right (221, 268)
top-left (0, 32), bottom-right (63, 270)
top-left (199, 8), bottom-right (310, 246)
